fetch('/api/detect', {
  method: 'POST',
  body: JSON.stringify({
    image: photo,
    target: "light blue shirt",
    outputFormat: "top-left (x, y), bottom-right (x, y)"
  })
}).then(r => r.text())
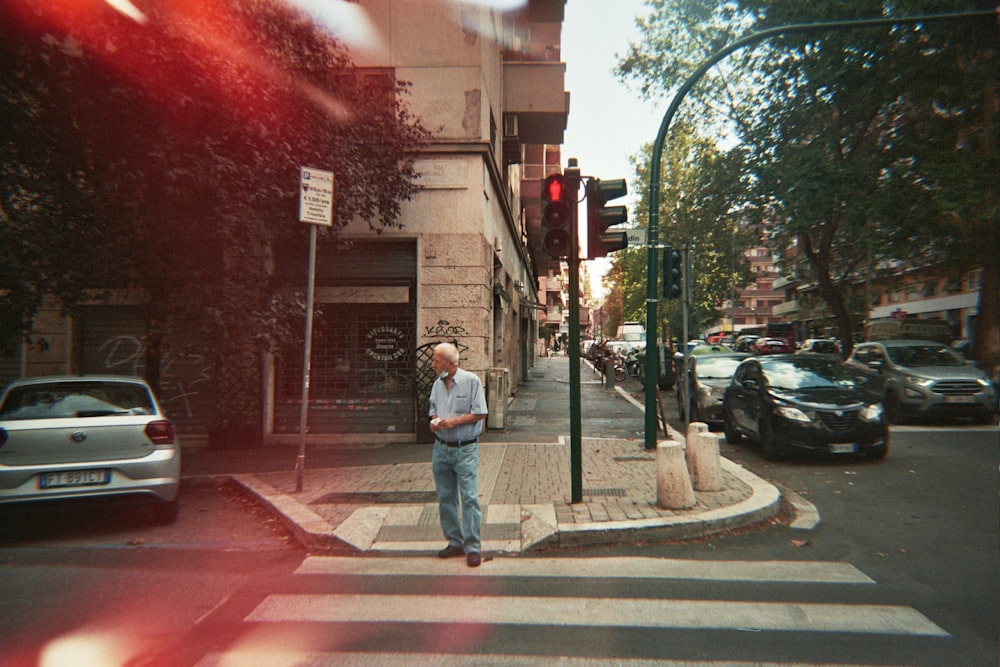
top-left (429, 367), bottom-right (488, 442)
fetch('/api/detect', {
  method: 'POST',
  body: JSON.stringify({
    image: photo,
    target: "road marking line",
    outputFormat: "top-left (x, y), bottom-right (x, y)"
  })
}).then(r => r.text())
top-left (295, 555), bottom-right (874, 584)
top-left (196, 651), bottom-right (908, 667)
top-left (245, 593), bottom-right (949, 636)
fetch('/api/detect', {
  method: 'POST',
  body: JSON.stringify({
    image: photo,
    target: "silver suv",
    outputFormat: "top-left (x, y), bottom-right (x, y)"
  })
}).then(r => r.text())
top-left (846, 339), bottom-right (998, 424)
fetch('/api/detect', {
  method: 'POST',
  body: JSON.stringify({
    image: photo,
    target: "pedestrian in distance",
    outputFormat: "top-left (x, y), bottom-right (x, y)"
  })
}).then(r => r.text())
top-left (429, 342), bottom-right (488, 567)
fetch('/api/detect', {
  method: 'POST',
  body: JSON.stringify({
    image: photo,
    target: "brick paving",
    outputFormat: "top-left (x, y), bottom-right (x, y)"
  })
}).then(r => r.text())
top-left (211, 356), bottom-right (780, 552)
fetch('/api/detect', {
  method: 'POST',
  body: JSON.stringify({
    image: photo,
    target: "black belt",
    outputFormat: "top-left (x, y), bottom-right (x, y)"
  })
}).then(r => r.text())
top-left (436, 438), bottom-right (478, 447)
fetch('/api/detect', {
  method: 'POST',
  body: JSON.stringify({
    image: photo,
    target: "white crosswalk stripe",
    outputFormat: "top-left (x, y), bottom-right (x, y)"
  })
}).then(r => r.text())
top-left (194, 556), bottom-right (951, 667)
top-left (248, 592), bottom-right (946, 636)
top-left (295, 555), bottom-right (876, 583)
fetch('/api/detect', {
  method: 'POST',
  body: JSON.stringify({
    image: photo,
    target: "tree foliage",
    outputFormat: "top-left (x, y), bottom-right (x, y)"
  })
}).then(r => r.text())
top-left (616, 0), bottom-right (998, 366)
top-left (601, 120), bottom-right (756, 343)
top-left (0, 0), bottom-right (430, 426)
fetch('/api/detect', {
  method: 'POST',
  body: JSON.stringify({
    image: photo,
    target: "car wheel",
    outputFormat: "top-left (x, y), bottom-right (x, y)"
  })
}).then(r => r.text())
top-left (759, 420), bottom-right (783, 461)
top-left (723, 409), bottom-right (742, 444)
top-left (867, 442), bottom-right (889, 460)
top-left (883, 391), bottom-right (906, 425)
top-left (975, 409), bottom-right (996, 426)
top-left (150, 497), bottom-right (179, 525)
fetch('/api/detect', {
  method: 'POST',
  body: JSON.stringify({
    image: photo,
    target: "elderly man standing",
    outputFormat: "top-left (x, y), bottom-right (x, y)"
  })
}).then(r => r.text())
top-left (429, 342), bottom-right (488, 567)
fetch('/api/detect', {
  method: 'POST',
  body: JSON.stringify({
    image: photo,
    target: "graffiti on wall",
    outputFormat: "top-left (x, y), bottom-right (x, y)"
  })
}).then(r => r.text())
top-left (97, 336), bottom-right (211, 419)
top-left (423, 320), bottom-right (469, 338)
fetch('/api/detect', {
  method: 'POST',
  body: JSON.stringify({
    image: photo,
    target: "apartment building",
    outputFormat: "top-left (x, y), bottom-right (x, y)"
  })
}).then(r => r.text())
top-left (3, 0), bottom-right (570, 446)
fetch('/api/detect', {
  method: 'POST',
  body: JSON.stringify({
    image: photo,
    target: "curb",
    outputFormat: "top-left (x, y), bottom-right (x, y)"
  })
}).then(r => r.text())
top-left (230, 454), bottom-right (784, 554)
top-left (549, 458), bottom-right (781, 549)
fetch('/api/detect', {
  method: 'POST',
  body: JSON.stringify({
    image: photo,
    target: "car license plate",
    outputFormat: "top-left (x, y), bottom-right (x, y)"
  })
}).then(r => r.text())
top-left (39, 469), bottom-right (111, 489)
top-left (830, 443), bottom-right (858, 454)
top-left (943, 395), bottom-right (974, 404)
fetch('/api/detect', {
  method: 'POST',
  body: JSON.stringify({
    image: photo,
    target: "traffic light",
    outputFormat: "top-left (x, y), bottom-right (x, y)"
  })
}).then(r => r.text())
top-left (586, 178), bottom-right (628, 259)
top-left (663, 246), bottom-right (681, 299)
top-left (541, 173), bottom-right (571, 258)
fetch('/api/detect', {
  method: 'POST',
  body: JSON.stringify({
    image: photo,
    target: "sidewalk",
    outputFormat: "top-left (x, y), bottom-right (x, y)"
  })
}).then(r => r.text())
top-left (183, 356), bottom-right (783, 554)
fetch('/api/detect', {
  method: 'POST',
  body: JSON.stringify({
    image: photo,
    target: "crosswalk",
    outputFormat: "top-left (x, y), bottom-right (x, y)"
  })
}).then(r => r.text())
top-left (191, 556), bottom-right (951, 667)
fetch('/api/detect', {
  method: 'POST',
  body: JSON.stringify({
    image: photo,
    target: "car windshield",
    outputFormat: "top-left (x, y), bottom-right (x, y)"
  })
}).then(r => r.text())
top-left (0, 381), bottom-right (154, 420)
top-left (695, 357), bottom-right (744, 379)
top-left (886, 344), bottom-right (965, 367)
top-left (761, 358), bottom-right (858, 390)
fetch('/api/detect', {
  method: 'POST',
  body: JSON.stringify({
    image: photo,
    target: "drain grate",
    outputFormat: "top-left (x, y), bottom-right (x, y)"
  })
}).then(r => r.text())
top-left (614, 456), bottom-right (655, 462)
top-left (583, 488), bottom-right (626, 497)
top-left (312, 491), bottom-right (437, 505)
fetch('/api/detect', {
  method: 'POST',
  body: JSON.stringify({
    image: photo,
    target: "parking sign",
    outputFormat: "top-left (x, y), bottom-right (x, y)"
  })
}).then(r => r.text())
top-left (299, 167), bottom-right (334, 225)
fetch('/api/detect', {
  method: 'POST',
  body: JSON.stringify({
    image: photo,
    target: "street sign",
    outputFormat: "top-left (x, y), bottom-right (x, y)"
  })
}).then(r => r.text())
top-left (299, 166), bottom-right (334, 226)
top-left (627, 229), bottom-right (647, 246)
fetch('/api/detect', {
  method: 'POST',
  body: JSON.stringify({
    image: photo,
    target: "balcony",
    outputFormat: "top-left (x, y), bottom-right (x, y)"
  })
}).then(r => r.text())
top-left (772, 300), bottom-right (801, 317)
top-left (503, 62), bottom-right (569, 144)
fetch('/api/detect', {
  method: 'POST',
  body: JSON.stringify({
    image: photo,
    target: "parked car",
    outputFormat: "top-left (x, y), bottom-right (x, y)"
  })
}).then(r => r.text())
top-left (732, 335), bottom-right (759, 352)
top-left (750, 337), bottom-right (795, 355)
top-left (798, 338), bottom-right (841, 355)
top-left (0, 375), bottom-right (181, 523)
top-left (690, 343), bottom-right (734, 356)
top-left (846, 339), bottom-right (998, 424)
top-left (677, 353), bottom-right (750, 426)
top-left (722, 355), bottom-right (888, 460)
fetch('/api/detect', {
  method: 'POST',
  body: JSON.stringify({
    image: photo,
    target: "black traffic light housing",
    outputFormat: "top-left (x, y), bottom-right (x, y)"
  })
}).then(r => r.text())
top-left (541, 173), bottom-right (572, 258)
top-left (586, 178), bottom-right (628, 259)
top-left (663, 246), bottom-right (681, 299)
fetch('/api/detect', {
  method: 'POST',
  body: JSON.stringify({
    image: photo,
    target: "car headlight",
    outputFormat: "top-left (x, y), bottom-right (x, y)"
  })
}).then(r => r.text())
top-left (775, 405), bottom-right (812, 423)
top-left (861, 403), bottom-right (884, 421)
top-left (905, 375), bottom-right (934, 387)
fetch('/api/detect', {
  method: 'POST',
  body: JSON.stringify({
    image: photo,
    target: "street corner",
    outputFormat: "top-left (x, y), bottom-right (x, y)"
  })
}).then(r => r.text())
top-left (231, 473), bottom-right (354, 552)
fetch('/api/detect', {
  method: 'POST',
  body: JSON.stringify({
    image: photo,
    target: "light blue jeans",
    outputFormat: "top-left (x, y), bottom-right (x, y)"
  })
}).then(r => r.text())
top-left (431, 441), bottom-right (481, 553)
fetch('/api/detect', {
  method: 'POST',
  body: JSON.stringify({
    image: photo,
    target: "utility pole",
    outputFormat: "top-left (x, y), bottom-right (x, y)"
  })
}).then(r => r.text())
top-left (565, 159), bottom-right (583, 503)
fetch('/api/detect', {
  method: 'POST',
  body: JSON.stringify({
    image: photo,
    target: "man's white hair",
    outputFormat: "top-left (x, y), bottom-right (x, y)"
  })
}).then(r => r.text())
top-left (434, 342), bottom-right (460, 365)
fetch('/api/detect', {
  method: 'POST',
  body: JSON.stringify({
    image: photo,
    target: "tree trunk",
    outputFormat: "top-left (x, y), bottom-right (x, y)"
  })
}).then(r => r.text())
top-left (973, 259), bottom-right (999, 381)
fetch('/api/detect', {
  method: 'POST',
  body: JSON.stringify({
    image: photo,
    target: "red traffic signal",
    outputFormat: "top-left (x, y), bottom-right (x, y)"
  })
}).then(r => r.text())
top-left (541, 173), bottom-right (571, 258)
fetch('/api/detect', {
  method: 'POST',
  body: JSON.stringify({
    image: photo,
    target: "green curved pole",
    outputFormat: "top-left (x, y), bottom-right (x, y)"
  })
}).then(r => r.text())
top-left (644, 10), bottom-right (995, 449)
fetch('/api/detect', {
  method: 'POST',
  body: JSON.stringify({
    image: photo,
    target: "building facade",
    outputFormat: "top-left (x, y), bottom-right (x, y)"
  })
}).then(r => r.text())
top-left (2, 0), bottom-right (570, 446)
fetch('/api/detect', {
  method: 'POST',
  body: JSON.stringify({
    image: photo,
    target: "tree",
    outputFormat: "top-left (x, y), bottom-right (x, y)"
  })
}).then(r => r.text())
top-left (0, 0), bottom-right (430, 433)
top-left (616, 0), bottom-right (998, 365)
top-left (600, 120), bottom-right (756, 342)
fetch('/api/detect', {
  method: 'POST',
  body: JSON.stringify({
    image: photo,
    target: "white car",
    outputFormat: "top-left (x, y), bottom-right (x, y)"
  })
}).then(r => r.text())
top-left (0, 375), bottom-right (181, 523)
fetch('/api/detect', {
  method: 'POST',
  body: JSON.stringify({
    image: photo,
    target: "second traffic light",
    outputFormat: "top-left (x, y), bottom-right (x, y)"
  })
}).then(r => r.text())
top-left (663, 246), bottom-right (682, 299)
top-left (541, 173), bottom-right (572, 258)
top-left (586, 178), bottom-right (628, 259)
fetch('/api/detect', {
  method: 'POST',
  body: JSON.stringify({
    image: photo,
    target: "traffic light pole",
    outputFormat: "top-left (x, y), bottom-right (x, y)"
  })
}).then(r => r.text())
top-left (642, 9), bottom-right (991, 451)
top-left (565, 160), bottom-right (583, 504)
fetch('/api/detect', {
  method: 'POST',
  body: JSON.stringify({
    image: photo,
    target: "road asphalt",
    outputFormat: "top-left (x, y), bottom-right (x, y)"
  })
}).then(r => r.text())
top-left (180, 355), bottom-right (790, 555)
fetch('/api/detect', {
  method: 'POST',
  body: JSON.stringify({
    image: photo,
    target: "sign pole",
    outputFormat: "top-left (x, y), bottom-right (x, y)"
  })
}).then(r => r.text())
top-left (296, 167), bottom-right (334, 492)
top-left (296, 224), bottom-right (317, 492)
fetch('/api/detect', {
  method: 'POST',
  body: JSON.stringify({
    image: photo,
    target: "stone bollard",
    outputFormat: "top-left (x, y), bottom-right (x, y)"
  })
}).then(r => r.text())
top-left (686, 422), bottom-right (709, 442)
top-left (656, 439), bottom-right (696, 509)
top-left (603, 358), bottom-right (616, 388)
top-left (687, 430), bottom-right (723, 491)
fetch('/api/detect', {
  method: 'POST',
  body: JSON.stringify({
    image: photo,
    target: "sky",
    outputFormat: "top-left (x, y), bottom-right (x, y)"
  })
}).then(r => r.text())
top-left (562, 0), bottom-right (661, 195)
top-left (559, 0), bottom-right (665, 295)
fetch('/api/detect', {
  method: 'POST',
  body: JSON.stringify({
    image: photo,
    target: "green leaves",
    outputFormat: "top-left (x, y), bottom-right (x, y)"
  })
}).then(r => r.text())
top-left (615, 0), bottom-right (997, 363)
